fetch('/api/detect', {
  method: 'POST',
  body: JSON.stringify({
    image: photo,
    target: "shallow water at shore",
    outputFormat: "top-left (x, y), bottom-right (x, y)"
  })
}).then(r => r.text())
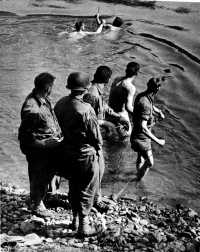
top-left (0, 0), bottom-right (199, 213)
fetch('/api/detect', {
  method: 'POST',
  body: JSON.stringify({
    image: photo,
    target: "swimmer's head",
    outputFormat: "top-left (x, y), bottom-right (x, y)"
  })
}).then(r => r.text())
top-left (93, 66), bottom-right (112, 84)
top-left (75, 21), bottom-right (84, 32)
top-left (125, 62), bottom-right (140, 77)
top-left (112, 17), bottom-right (123, 27)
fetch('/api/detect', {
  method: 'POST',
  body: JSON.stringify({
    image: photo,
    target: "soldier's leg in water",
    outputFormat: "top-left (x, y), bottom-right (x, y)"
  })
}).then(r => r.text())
top-left (136, 153), bottom-right (145, 173)
top-left (137, 150), bottom-right (154, 181)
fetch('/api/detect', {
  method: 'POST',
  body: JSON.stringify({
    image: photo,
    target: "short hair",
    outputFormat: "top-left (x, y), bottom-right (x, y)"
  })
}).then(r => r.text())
top-left (147, 77), bottom-right (161, 92)
top-left (112, 17), bottom-right (123, 27)
top-left (93, 66), bottom-right (112, 84)
top-left (34, 72), bottom-right (55, 90)
top-left (125, 62), bottom-right (140, 77)
top-left (75, 21), bottom-right (83, 32)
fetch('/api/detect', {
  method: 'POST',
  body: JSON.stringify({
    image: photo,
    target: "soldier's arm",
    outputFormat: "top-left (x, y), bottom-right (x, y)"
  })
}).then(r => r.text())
top-left (153, 105), bottom-right (165, 119)
top-left (104, 102), bottom-right (120, 118)
top-left (21, 103), bottom-right (61, 149)
top-left (104, 103), bottom-right (129, 130)
top-left (83, 93), bottom-right (99, 116)
top-left (85, 108), bottom-right (103, 151)
top-left (141, 120), bottom-right (165, 146)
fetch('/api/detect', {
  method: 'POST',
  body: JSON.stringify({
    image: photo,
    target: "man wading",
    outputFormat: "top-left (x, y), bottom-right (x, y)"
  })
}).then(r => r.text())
top-left (18, 73), bottom-right (63, 217)
top-left (83, 66), bottom-right (129, 210)
top-left (108, 62), bottom-right (140, 139)
top-left (55, 72), bottom-right (102, 237)
top-left (130, 77), bottom-right (165, 181)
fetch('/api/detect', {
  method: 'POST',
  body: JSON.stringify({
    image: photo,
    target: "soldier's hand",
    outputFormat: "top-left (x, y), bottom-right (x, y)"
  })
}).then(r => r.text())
top-left (158, 139), bottom-right (165, 146)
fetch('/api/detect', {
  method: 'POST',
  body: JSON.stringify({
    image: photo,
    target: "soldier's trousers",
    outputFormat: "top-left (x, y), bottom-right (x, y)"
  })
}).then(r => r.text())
top-left (26, 151), bottom-right (60, 208)
top-left (66, 152), bottom-right (99, 217)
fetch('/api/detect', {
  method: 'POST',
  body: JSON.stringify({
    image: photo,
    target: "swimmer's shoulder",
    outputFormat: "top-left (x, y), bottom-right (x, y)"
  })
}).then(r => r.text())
top-left (68, 31), bottom-right (85, 40)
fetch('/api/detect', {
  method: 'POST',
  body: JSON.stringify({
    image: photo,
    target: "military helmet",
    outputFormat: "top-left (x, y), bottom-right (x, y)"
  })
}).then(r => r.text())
top-left (66, 72), bottom-right (90, 91)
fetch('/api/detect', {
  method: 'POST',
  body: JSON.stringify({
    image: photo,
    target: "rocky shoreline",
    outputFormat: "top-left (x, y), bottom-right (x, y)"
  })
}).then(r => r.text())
top-left (1, 182), bottom-right (200, 252)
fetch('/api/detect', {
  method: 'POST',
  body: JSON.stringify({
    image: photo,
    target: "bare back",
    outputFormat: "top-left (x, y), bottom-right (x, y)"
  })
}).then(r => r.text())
top-left (109, 77), bottom-right (136, 116)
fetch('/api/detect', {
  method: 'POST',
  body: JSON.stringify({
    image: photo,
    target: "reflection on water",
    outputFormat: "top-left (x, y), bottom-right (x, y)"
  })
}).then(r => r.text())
top-left (0, 11), bottom-right (200, 212)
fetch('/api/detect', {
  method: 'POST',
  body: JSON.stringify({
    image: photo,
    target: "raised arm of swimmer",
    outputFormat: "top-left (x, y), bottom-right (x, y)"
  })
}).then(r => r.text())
top-left (96, 14), bottom-right (123, 29)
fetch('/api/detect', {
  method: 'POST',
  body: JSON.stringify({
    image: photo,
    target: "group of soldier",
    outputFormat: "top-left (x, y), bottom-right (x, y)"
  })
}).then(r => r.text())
top-left (18, 62), bottom-right (165, 237)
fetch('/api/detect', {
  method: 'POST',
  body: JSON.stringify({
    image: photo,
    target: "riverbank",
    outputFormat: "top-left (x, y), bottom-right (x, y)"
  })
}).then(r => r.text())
top-left (1, 181), bottom-right (200, 252)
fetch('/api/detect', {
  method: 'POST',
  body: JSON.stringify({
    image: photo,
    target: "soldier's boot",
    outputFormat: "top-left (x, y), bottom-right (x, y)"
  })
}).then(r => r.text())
top-left (77, 216), bottom-right (97, 238)
top-left (30, 200), bottom-right (54, 218)
top-left (93, 200), bottom-right (110, 213)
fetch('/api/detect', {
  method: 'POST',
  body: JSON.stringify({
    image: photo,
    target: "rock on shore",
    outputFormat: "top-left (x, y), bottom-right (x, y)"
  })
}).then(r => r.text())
top-left (0, 182), bottom-right (200, 252)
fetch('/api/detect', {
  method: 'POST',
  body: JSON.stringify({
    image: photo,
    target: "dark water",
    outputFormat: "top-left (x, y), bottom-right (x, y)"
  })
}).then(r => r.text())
top-left (0, 2), bottom-right (200, 212)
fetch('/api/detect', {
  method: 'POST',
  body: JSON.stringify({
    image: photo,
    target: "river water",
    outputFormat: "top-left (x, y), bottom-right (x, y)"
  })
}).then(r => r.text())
top-left (0, 1), bottom-right (199, 213)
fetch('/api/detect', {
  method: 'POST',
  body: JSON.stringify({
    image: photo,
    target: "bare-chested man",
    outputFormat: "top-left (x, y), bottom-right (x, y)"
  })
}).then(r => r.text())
top-left (96, 14), bottom-right (123, 40)
top-left (108, 62), bottom-right (140, 139)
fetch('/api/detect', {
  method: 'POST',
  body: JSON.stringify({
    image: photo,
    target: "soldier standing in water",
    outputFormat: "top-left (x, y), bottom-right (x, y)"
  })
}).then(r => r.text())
top-left (108, 62), bottom-right (140, 139)
top-left (130, 77), bottom-right (165, 181)
top-left (83, 65), bottom-right (129, 211)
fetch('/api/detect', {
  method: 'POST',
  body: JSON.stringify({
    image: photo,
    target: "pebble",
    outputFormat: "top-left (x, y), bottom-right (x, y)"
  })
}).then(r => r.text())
top-left (90, 244), bottom-right (98, 251)
top-left (45, 238), bottom-right (53, 243)
top-left (139, 219), bottom-right (148, 226)
top-left (73, 243), bottom-right (84, 248)
top-left (139, 206), bottom-right (146, 212)
top-left (188, 209), bottom-right (198, 218)
top-left (7, 231), bottom-right (14, 235)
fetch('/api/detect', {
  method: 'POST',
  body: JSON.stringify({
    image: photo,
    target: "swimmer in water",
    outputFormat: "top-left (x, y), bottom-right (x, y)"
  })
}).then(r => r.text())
top-left (95, 14), bottom-right (123, 40)
top-left (96, 14), bottom-right (123, 31)
top-left (58, 20), bottom-right (104, 40)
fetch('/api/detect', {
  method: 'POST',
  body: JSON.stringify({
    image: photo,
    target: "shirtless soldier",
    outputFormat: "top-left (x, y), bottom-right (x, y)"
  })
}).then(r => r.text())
top-left (108, 62), bottom-right (140, 139)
